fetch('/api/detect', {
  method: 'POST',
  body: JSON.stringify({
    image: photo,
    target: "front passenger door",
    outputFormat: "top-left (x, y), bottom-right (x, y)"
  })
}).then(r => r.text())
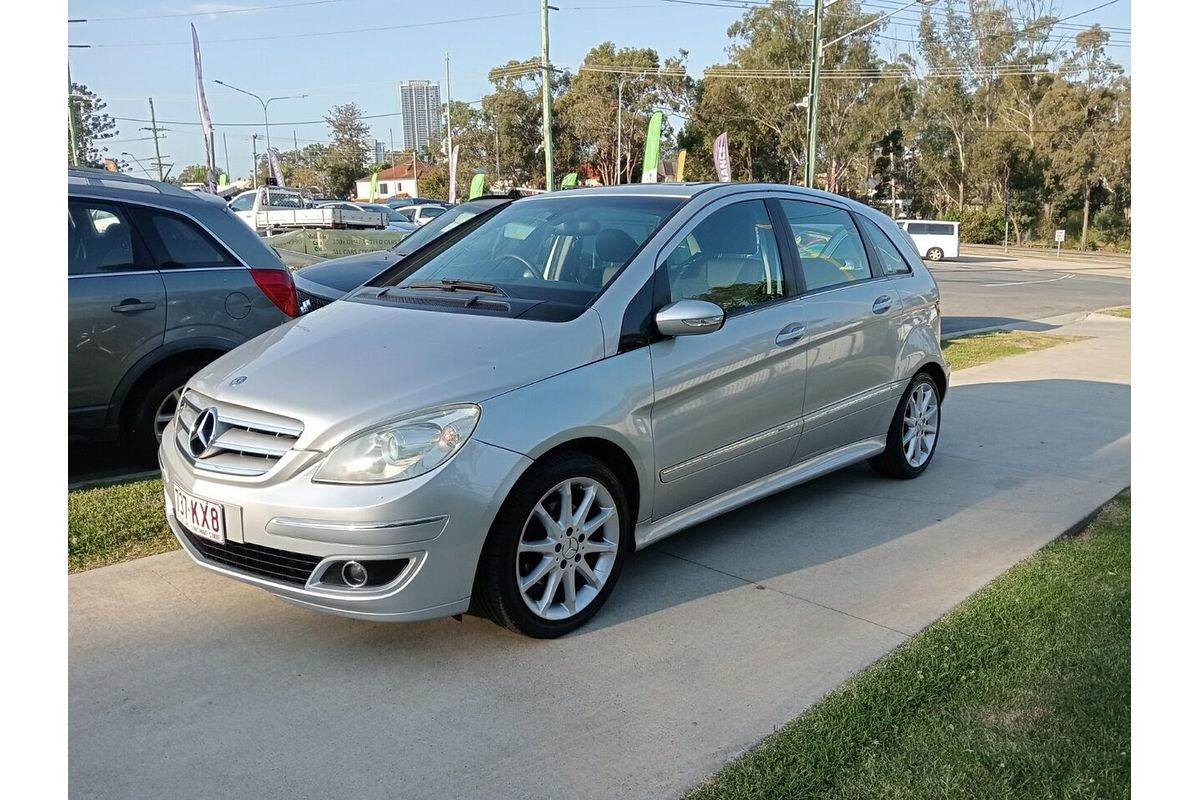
top-left (648, 197), bottom-right (808, 520)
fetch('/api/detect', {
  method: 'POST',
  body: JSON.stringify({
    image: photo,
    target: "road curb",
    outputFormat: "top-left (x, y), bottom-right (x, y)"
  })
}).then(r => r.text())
top-left (1061, 486), bottom-right (1131, 539)
top-left (942, 310), bottom-right (1092, 341)
top-left (68, 470), bottom-right (160, 492)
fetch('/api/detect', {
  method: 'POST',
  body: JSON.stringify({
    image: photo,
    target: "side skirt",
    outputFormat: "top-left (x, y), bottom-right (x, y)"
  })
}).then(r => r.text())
top-left (633, 437), bottom-right (886, 550)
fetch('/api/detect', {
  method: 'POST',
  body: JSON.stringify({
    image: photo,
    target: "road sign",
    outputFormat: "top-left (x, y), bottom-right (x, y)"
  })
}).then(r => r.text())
top-left (1055, 229), bottom-right (1066, 242)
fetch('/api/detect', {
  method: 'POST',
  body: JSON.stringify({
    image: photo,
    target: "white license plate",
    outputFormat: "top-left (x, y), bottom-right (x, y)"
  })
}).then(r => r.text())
top-left (173, 485), bottom-right (226, 544)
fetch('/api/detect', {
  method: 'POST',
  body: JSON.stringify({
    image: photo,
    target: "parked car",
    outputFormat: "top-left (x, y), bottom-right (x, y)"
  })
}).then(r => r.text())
top-left (385, 196), bottom-right (444, 209)
top-left (356, 202), bottom-right (423, 233)
top-left (396, 203), bottom-right (449, 226)
top-left (69, 168), bottom-right (299, 464)
top-left (160, 183), bottom-right (947, 637)
top-left (895, 219), bottom-right (960, 261)
top-left (292, 196), bottom-right (514, 313)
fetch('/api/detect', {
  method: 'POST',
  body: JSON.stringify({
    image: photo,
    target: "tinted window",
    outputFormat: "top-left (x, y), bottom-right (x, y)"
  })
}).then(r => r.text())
top-left (68, 200), bottom-right (143, 275)
top-left (929, 223), bottom-right (956, 236)
top-left (136, 208), bottom-right (237, 268)
top-left (906, 222), bottom-right (926, 235)
top-left (663, 200), bottom-right (785, 312)
top-left (861, 218), bottom-right (912, 276)
top-left (778, 200), bottom-right (872, 291)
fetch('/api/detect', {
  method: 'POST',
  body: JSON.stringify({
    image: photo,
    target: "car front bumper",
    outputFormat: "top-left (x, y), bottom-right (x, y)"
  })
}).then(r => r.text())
top-left (159, 417), bottom-right (532, 621)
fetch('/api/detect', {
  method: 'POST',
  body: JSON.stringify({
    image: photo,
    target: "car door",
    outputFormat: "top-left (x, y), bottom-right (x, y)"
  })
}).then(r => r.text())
top-left (68, 199), bottom-right (166, 430)
top-left (648, 196), bottom-right (809, 520)
top-left (777, 198), bottom-right (906, 464)
top-left (126, 203), bottom-right (264, 350)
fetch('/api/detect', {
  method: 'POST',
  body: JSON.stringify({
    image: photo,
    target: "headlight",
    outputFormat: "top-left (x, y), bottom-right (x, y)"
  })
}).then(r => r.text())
top-left (313, 405), bottom-right (480, 484)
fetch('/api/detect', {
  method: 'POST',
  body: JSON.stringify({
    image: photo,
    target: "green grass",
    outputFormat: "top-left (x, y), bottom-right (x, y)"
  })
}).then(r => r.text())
top-left (686, 491), bottom-right (1131, 800)
top-left (942, 331), bottom-right (1086, 371)
top-left (1101, 307), bottom-right (1131, 318)
top-left (68, 478), bottom-right (177, 573)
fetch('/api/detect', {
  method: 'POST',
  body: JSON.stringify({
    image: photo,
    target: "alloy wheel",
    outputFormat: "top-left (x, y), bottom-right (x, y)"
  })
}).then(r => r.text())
top-left (902, 382), bottom-right (940, 468)
top-left (154, 387), bottom-right (183, 443)
top-left (515, 477), bottom-right (621, 621)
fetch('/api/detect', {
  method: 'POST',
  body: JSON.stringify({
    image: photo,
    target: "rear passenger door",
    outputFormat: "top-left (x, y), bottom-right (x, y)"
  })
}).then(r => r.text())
top-left (68, 199), bottom-right (166, 429)
top-left (778, 198), bottom-right (906, 464)
top-left (126, 204), bottom-right (258, 349)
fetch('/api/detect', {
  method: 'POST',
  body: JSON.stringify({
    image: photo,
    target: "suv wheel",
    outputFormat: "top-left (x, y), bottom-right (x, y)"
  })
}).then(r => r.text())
top-left (474, 452), bottom-right (630, 638)
top-left (126, 363), bottom-right (200, 466)
top-left (869, 372), bottom-right (942, 479)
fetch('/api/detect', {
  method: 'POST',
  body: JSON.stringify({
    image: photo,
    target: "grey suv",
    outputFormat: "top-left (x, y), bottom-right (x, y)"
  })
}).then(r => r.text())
top-left (160, 183), bottom-right (948, 637)
top-left (69, 169), bottom-right (298, 463)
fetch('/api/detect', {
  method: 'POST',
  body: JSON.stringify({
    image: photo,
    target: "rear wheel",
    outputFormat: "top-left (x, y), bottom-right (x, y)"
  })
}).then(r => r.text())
top-left (473, 452), bottom-right (630, 638)
top-left (125, 363), bottom-right (201, 466)
top-left (926, 247), bottom-right (944, 261)
top-left (869, 372), bottom-right (942, 479)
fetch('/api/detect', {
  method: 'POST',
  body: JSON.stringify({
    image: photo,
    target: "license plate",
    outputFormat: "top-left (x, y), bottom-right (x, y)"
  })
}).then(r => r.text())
top-left (173, 485), bottom-right (226, 544)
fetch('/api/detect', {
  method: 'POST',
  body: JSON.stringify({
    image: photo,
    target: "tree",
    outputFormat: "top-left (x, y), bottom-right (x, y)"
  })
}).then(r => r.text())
top-left (177, 165), bottom-right (210, 184)
top-left (324, 103), bottom-right (370, 197)
top-left (483, 61), bottom-right (545, 187)
top-left (68, 83), bottom-right (118, 167)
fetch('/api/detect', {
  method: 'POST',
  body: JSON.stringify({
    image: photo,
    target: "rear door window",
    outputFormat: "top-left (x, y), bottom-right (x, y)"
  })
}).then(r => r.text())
top-left (778, 199), bottom-right (872, 291)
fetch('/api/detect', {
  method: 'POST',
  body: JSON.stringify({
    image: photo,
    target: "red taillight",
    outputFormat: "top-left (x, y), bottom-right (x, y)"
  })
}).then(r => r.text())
top-left (250, 268), bottom-right (300, 318)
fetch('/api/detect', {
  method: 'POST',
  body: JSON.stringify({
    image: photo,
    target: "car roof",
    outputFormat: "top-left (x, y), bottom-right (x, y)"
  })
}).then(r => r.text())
top-left (68, 168), bottom-right (228, 207)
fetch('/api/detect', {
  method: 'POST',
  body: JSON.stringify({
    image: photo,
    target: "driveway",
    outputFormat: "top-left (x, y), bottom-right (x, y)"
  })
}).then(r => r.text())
top-left (69, 314), bottom-right (1130, 800)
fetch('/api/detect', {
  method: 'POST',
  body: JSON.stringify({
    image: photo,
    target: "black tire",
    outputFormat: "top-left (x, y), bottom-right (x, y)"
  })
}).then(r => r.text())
top-left (869, 372), bottom-right (942, 480)
top-left (472, 451), bottom-right (632, 638)
top-left (926, 247), bottom-right (944, 261)
top-left (125, 362), bottom-right (201, 466)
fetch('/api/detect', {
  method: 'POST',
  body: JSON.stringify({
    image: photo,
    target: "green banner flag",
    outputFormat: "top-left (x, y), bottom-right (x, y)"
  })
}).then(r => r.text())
top-left (641, 111), bottom-right (663, 183)
top-left (469, 173), bottom-right (487, 199)
top-left (560, 172), bottom-right (578, 189)
top-left (369, 171), bottom-right (379, 202)
top-left (218, 172), bottom-right (229, 187)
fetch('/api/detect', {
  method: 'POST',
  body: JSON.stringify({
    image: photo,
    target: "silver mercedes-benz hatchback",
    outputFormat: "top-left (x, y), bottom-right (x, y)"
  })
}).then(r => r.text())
top-left (159, 183), bottom-right (948, 638)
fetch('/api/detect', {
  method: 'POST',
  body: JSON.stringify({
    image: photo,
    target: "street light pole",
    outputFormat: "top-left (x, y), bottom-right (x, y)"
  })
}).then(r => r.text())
top-left (214, 79), bottom-right (307, 157)
top-left (805, 0), bottom-right (934, 189)
top-left (121, 152), bottom-right (153, 179)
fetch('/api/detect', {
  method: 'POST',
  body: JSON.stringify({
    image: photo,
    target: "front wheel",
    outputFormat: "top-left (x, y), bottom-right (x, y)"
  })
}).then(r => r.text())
top-left (125, 363), bottom-right (201, 467)
top-left (869, 373), bottom-right (942, 479)
top-left (473, 452), bottom-right (631, 638)
top-left (926, 247), bottom-right (944, 261)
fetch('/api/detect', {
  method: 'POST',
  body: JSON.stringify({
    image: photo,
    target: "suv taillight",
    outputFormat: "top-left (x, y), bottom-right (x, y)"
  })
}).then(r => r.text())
top-left (250, 268), bottom-right (300, 318)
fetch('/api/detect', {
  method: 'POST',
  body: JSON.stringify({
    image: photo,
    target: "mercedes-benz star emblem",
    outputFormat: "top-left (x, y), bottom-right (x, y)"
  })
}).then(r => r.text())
top-left (188, 407), bottom-right (220, 459)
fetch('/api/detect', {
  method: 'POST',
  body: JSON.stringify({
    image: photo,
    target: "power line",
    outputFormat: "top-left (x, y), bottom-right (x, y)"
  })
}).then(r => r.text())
top-left (72, 0), bottom-right (351, 23)
top-left (70, 10), bottom-right (535, 48)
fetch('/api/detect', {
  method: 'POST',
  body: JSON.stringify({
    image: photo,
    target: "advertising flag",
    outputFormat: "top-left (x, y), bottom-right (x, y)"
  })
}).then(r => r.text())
top-left (560, 172), bottom-right (578, 189)
top-left (641, 111), bottom-right (663, 183)
top-left (267, 147), bottom-right (286, 187)
top-left (448, 144), bottom-right (461, 204)
top-left (675, 149), bottom-right (687, 182)
top-left (713, 132), bottom-right (731, 183)
top-left (369, 171), bottom-right (379, 202)
top-left (190, 24), bottom-right (218, 193)
top-left (469, 172), bottom-right (487, 199)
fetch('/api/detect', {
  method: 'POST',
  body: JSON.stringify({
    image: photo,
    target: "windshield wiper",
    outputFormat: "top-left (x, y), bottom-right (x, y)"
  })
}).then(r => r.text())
top-left (407, 279), bottom-right (505, 295)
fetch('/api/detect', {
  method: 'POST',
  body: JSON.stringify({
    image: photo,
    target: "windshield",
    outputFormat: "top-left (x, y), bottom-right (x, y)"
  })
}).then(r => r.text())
top-left (370, 194), bottom-right (684, 311)
top-left (390, 201), bottom-right (505, 254)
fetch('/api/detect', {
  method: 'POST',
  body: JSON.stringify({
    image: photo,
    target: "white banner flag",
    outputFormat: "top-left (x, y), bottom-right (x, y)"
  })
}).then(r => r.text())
top-left (448, 144), bottom-right (461, 204)
top-left (713, 132), bottom-right (732, 183)
top-left (190, 24), bottom-right (218, 193)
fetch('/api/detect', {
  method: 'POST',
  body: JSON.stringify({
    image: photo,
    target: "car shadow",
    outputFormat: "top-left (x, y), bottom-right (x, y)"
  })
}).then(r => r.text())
top-left (942, 315), bottom-right (1058, 335)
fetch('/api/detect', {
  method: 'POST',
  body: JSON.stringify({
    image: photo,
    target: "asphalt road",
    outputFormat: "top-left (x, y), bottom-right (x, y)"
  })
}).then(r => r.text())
top-left (68, 315), bottom-right (1132, 800)
top-left (67, 250), bottom-right (1130, 485)
top-left (934, 250), bottom-right (1130, 335)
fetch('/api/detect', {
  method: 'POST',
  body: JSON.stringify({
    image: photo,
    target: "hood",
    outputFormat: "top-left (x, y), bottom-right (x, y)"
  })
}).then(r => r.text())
top-left (189, 299), bottom-right (606, 452)
top-left (293, 250), bottom-right (401, 295)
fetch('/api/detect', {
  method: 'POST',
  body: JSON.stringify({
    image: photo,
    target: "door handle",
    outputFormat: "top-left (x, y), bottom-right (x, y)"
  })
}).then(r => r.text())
top-left (775, 323), bottom-right (806, 345)
top-left (871, 295), bottom-right (893, 315)
top-left (111, 299), bottom-right (156, 313)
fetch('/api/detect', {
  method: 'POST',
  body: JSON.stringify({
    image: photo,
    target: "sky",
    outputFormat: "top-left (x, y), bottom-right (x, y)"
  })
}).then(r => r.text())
top-left (66, 0), bottom-right (1132, 180)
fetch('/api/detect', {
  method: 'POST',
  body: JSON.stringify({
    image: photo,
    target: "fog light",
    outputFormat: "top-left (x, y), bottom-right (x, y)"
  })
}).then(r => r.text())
top-left (341, 561), bottom-right (368, 588)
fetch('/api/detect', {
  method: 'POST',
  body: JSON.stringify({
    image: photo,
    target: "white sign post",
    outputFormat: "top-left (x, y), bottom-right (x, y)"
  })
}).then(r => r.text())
top-left (1055, 228), bottom-right (1065, 257)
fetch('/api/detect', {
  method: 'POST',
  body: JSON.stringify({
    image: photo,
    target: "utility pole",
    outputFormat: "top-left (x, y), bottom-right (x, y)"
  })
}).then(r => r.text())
top-left (390, 128), bottom-right (396, 173)
top-left (540, 0), bottom-right (555, 191)
top-left (293, 130), bottom-right (298, 155)
top-left (223, 131), bottom-right (231, 179)
top-left (147, 97), bottom-right (164, 181)
top-left (251, 134), bottom-right (260, 189)
top-left (804, 0), bottom-right (825, 189)
top-left (68, 65), bottom-right (80, 167)
top-left (445, 52), bottom-right (453, 165)
top-left (890, 147), bottom-right (897, 219)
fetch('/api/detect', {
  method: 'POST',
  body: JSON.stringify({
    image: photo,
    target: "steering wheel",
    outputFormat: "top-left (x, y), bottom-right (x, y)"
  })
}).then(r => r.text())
top-left (494, 253), bottom-right (539, 280)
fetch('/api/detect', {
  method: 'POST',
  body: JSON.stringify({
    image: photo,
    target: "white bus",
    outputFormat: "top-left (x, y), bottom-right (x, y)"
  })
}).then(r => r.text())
top-left (896, 219), bottom-right (960, 261)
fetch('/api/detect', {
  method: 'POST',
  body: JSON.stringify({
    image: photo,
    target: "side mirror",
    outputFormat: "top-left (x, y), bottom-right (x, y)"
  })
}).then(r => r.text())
top-left (655, 299), bottom-right (726, 337)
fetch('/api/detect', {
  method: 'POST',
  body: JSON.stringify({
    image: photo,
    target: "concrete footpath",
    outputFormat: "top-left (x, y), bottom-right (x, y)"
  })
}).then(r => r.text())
top-left (68, 314), bottom-right (1130, 800)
